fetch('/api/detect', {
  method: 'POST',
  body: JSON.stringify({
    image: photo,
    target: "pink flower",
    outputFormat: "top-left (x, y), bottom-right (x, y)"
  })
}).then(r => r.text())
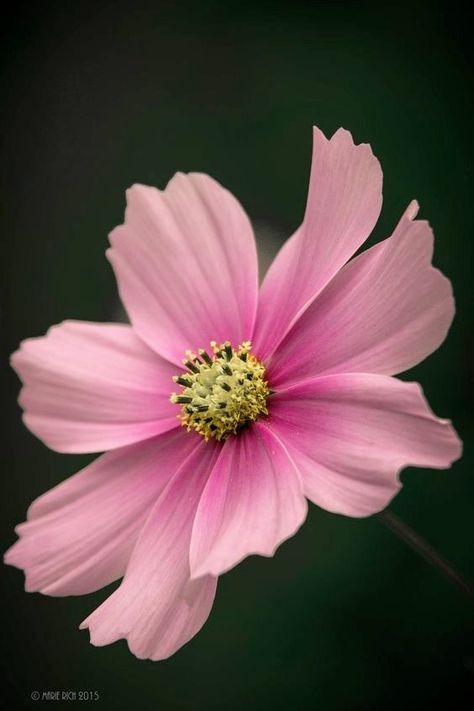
top-left (5, 127), bottom-right (462, 661)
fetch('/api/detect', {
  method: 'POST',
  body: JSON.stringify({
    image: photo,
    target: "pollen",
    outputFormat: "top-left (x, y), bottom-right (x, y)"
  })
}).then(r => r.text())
top-left (170, 341), bottom-right (270, 441)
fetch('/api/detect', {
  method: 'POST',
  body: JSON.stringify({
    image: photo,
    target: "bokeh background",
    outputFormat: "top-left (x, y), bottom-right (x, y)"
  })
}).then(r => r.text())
top-left (2, 1), bottom-right (473, 709)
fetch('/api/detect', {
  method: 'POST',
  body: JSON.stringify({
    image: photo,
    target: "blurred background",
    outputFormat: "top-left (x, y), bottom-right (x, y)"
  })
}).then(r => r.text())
top-left (2, 1), bottom-right (473, 709)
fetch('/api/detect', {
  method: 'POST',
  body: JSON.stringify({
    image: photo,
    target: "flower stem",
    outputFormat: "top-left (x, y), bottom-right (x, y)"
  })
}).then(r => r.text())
top-left (376, 510), bottom-right (474, 601)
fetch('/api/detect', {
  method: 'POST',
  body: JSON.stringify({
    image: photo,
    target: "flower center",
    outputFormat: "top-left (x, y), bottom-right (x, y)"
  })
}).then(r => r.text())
top-left (170, 341), bottom-right (269, 441)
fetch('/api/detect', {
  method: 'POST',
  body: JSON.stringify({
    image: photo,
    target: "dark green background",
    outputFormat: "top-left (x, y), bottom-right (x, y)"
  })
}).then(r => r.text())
top-left (2, 1), bottom-right (473, 709)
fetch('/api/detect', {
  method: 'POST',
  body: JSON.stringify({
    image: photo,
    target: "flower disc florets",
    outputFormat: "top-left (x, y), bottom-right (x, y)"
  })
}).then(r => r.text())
top-left (170, 341), bottom-right (269, 441)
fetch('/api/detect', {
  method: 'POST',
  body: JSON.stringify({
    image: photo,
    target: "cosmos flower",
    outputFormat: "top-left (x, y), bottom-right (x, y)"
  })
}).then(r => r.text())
top-left (5, 127), bottom-right (461, 661)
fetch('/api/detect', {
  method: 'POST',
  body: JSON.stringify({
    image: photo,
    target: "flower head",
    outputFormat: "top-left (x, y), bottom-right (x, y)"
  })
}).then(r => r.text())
top-left (5, 127), bottom-right (462, 660)
top-left (171, 341), bottom-right (269, 441)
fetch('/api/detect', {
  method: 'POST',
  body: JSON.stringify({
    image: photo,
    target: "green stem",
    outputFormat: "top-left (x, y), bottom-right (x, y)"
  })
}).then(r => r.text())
top-left (376, 510), bottom-right (474, 601)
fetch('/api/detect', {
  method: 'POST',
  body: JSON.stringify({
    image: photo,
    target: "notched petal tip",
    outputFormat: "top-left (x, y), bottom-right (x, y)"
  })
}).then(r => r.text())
top-left (405, 199), bottom-right (420, 220)
top-left (4, 542), bottom-right (37, 593)
top-left (10, 348), bottom-right (23, 377)
top-left (124, 181), bottom-right (156, 200)
top-left (404, 381), bottom-right (463, 466)
top-left (4, 542), bottom-right (18, 568)
top-left (330, 126), bottom-right (359, 144)
top-left (313, 125), bottom-right (381, 164)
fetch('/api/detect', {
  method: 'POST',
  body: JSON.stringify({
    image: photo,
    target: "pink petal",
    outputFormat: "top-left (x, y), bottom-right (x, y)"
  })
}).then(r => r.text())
top-left (80, 437), bottom-right (221, 661)
top-left (268, 202), bottom-right (455, 387)
top-left (253, 127), bottom-right (383, 360)
top-left (11, 321), bottom-right (178, 453)
top-left (269, 374), bottom-right (462, 517)
top-left (190, 423), bottom-right (307, 579)
top-left (108, 174), bottom-right (258, 364)
top-left (5, 428), bottom-right (200, 596)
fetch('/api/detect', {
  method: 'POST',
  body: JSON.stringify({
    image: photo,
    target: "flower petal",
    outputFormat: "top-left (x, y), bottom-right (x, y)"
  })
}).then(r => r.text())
top-left (108, 174), bottom-right (259, 364)
top-left (190, 423), bottom-right (307, 579)
top-left (80, 437), bottom-right (220, 661)
top-left (269, 374), bottom-right (462, 517)
top-left (253, 127), bottom-right (383, 360)
top-left (268, 202), bottom-right (455, 387)
top-left (4, 428), bottom-right (200, 596)
top-left (11, 321), bottom-right (178, 453)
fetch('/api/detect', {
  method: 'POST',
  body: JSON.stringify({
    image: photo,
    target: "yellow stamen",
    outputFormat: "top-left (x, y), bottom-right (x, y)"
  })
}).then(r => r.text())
top-left (170, 341), bottom-right (269, 441)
